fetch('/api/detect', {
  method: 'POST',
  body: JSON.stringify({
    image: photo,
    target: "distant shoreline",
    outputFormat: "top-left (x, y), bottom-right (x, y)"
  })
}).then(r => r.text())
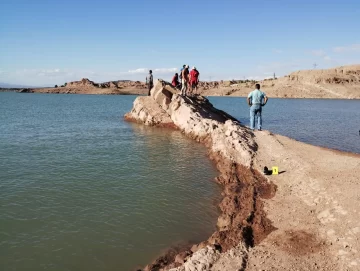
top-left (2, 88), bottom-right (360, 100)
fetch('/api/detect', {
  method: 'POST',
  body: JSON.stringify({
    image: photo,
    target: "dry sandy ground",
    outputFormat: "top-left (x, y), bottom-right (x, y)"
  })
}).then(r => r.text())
top-left (171, 131), bottom-right (360, 271)
top-left (242, 131), bottom-right (360, 271)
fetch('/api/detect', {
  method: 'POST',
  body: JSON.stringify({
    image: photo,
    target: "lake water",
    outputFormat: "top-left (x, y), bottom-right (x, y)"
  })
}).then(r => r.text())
top-left (1, 94), bottom-right (360, 271)
top-left (0, 92), bottom-right (221, 271)
top-left (209, 97), bottom-right (360, 154)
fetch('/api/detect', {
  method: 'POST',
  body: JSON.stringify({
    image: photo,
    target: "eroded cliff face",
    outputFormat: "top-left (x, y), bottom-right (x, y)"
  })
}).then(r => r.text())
top-left (124, 80), bottom-right (276, 271)
top-left (125, 80), bottom-right (257, 167)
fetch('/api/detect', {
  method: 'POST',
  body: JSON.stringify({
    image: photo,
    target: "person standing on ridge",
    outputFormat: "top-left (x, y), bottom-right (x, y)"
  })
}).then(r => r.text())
top-left (181, 65), bottom-right (189, 96)
top-left (247, 83), bottom-right (268, 131)
top-left (179, 64), bottom-right (186, 88)
top-left (172, 73), bottom-right (180, 89)
top-left (189, 67), bottom-right (200, 95)
top-left (146, 70), bottom-right (153, 96)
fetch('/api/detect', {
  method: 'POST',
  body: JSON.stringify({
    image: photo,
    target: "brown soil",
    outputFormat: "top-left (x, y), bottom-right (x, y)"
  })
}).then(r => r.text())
top-left (141, 133), bottom-right (277, 271)
top-left (271, 230), bottom-right (325, 256)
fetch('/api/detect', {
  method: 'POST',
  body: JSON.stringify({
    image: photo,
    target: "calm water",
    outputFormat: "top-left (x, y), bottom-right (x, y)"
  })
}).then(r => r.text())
top-left (209, 97), bottom-right (360, 154)
top-left (0, 92), bottom-right (221, 271)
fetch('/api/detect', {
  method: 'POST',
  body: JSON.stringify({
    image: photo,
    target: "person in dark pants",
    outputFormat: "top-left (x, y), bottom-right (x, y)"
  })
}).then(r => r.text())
top-left (146, 70), bottom-right (153, 96)
top-left (247, 83), bottom-right (268, 131)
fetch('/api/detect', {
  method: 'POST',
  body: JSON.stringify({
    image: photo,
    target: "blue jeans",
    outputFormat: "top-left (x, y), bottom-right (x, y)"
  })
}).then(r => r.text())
top-left (250, 104), bottom-right (262, 130)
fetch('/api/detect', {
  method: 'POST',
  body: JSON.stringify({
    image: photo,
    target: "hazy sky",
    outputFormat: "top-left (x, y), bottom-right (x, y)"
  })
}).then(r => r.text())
top-left (1, 0), bottom-right (360, 86)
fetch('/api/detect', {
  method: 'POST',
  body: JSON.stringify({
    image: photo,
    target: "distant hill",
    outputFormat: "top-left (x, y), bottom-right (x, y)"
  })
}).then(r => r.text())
top-left (29, 78), bottom-right (148, 95)
top-left (198, 64), bottom-right (360, 99)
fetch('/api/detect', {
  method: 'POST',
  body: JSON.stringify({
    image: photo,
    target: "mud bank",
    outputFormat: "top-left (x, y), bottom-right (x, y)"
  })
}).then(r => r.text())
top-left (125, 80), bottom-right (360, 271)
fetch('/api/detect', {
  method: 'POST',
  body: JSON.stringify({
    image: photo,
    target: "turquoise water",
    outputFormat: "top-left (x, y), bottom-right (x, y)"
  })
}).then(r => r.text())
top-left (209, 97), bottom-right (360, 154)
top-left (0, 92), bottom-right (221, 271)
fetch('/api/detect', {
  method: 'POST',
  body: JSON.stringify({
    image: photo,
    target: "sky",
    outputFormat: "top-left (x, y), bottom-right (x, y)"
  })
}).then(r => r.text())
top-left (0, 0), bottom-right (360, 86)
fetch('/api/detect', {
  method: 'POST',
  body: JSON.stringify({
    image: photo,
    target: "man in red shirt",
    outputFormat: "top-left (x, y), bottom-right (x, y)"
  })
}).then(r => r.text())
top-left (189, 67), bottom-right (200, 95)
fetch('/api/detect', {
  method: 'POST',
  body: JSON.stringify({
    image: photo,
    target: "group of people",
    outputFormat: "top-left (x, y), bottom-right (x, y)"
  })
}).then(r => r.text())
top-left (146, 70), bottom-right (269, 131)
top-left (171, 65), bottom-right (200, 96)
top-left (145, 65), bottom-right (200, 97)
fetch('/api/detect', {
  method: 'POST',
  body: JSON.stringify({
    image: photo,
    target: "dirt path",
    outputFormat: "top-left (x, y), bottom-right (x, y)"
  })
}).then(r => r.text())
top-left (244, 131), bottom-right (360, 271)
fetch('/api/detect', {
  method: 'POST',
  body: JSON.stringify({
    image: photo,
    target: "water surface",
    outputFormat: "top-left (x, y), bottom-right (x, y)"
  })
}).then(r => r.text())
top-left (209, 97), bottom-right (360, 154)
top-left (0, 92), bottom-right (221, 271)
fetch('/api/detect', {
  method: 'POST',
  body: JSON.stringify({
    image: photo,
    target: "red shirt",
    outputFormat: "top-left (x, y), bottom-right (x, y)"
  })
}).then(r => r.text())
top-left (172, 75), bottom-right (178, 86)
top-left (189, 70), bottom-right (199, 83)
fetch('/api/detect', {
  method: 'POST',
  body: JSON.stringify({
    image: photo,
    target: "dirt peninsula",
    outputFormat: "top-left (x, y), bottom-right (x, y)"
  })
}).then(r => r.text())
top-left (125, 80), bottom-right (360, 271)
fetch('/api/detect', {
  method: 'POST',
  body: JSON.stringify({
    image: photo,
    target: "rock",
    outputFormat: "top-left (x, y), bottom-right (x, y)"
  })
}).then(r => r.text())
top-left (175, 251), bottom-right (191, 264)
top-left (217, 214), bottom-right (231, 230)
top-left (151, 79), bottom-right (178, 110)
top-left (124, 96), bottom-right (174, 127)
top-left (109, 81), bottom-right (118, 88)
top-left (169, 246), bottom-right (221, 271)
top-left (18, 88), bottom-right (33, 93)
top-left (125, 79), bottom-right (255, 166)
top-left (191, 242), bottom-right (208, 253)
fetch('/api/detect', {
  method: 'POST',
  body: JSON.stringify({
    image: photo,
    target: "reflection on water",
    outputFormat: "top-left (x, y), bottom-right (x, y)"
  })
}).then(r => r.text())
top-left (0, 93), bottom-right (221, 271)
top-left (209, 97), bottom-right (360, 154)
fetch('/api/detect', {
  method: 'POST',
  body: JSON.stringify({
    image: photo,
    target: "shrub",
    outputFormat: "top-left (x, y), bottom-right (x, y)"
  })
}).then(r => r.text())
top-left (54, 85), bottom-right (58, 88)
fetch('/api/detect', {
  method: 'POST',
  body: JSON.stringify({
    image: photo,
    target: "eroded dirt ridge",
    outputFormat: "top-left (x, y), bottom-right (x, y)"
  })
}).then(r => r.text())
top-left (125, 80), bottom-right (277, 271)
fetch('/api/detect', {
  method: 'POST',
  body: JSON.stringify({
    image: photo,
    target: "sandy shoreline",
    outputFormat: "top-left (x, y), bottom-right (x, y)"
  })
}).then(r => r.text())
top-left (124, 80), bottom-right (360, 271)
top-left (246, 131), bottom-right (360, 270)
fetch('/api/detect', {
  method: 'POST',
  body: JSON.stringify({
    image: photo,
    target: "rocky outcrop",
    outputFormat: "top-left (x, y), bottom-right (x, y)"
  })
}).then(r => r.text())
top-left (29, 78), bottom-right (148, 95)
top-left (124, 80), bottom-right (276, 271)
top-left (66, 78), bottom-right (96, 87)
top-left (17, 88), bottom-right (33, 93)
top-left (65, 78), bottom-right (147, 89)
top-left (288, 65), bottom-right (360, 84)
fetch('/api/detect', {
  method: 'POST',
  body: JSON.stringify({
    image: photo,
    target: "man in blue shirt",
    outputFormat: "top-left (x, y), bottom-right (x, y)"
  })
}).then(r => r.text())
top-left (247, 84), bottom-right (268, 131)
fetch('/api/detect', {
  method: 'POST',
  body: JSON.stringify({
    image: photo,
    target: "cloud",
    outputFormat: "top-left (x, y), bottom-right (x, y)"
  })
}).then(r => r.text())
top-left (37, 69), bottom-right (73, 77)
top-left (309, 50), bottom-right (332, 62)
top-left (154, 68), bottom-right (177, 73)
top-left (273, 49), bottom-right (283, 54)
top-left (333, 44), bottom-right (360, 53)
top-left (310, 50), bottom-right (327, 57)
top-left (128, 68), bottom-right (148, 74)
top-left (128, 68), bottom-right (177, 74)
